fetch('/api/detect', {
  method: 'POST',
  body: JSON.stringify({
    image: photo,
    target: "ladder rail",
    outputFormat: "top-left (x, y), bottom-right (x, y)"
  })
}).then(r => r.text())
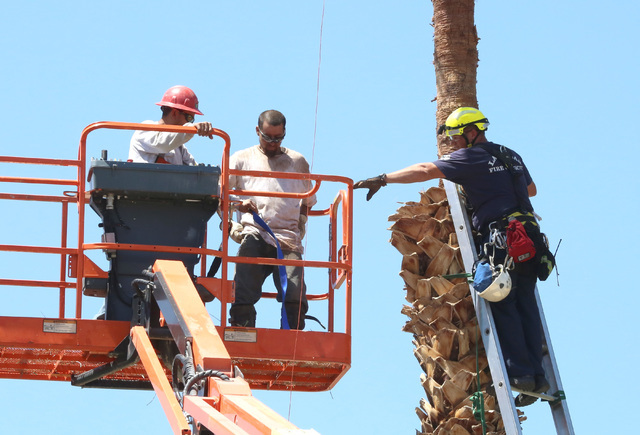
top-left (444, 180), bottom-right (523, 435)
top-left (444, 180), bottom-right (574, 435)
top-left (536, 290), bottom-right (575, 434)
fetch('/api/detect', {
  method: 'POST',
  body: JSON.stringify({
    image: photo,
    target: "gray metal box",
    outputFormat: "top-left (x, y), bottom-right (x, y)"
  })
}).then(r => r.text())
top-left (89, 160), bottom-right (220, 199)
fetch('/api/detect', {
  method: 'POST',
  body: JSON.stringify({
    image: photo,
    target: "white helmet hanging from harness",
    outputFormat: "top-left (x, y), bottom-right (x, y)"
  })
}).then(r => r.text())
top-left (473, 224), bottom-right (514, 302)
top-left (477, 263), bottom-right (512, 302)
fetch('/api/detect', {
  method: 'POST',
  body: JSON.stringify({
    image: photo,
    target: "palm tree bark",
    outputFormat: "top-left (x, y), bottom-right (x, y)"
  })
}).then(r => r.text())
top-left (433, 0), bottom-right (479, 157)
top-left (389, 1), bottom-right (523, 434)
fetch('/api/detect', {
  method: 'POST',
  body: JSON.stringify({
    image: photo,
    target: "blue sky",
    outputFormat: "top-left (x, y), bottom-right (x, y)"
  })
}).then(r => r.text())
top-left (1, 1), bottom-right (638, 433)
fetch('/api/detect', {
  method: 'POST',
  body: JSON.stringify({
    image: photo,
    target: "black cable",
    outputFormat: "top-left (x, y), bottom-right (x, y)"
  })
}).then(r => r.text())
top-left (183, 369), bottom-right (230, 398)
top-left (131, 278), bottom-right (153, 298)
top-left (142, 267), bottom-right (155, 280)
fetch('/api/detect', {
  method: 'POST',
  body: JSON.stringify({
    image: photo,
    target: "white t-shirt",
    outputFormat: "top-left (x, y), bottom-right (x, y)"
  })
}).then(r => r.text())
top-left (128, 120), bottom-right (197, 165)
top-left (229, 145), bottom-right (317, 253)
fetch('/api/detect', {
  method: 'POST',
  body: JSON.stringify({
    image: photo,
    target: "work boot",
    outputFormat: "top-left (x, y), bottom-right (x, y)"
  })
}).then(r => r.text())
top-left (515, 393), bottom-right (538, 407)
top-left (514, 375), bottom-right (550, 407)
top-left (229, 304), bottom-right (256, 327)
top-left (509, 375), bottom-right (535, 392)
top-left (534, 375), bottom-right (550, 394)
top-left (284, 303), bottom-right (305, 330)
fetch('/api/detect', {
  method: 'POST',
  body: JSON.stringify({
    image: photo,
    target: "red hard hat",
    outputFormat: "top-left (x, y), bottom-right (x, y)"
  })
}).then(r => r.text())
top-left (155, 85), bottom-right (204, 115)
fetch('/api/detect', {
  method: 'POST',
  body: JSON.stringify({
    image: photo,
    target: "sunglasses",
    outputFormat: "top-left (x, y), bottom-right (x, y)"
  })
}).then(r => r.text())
top-left (258, 128), bottom-right (286, 143)
top-left (182, 111), bottom-right (195, 123)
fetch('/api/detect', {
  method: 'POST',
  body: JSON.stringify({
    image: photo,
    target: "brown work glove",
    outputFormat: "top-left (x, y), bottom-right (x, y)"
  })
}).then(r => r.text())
top-left (353, 174), bottom-right (387, 201)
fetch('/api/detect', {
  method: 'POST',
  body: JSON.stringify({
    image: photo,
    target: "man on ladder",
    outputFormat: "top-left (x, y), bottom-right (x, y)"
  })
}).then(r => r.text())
top-left (354, 107), bottom-right (553, 407)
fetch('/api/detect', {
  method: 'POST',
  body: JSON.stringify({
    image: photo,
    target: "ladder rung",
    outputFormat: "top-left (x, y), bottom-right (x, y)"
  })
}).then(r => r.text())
top-left (510, 387), bottom-right (566, 404)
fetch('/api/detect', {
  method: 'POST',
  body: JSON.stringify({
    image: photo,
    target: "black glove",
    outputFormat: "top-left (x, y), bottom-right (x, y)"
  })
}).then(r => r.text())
top-left (353, 174), bottom-right (387, 201)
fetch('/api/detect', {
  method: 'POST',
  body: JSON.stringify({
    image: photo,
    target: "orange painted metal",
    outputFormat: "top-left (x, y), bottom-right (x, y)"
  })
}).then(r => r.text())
top-left (0, 316), bottom-right (349, 391)
top-left (220, 395), bottom-right (300, 434)
top-left (0, 121), bottom-right (353, 395)
top-left (0, 244), bottom-right (76, 255)
top-left (75, 122), bottom-right (231, 318)
top-left (152, 260), bottom-right (233, 373)
top-left (0, 176), bottom-right (77, 186)
top-left (196, 277), bottom-right (234, 302)
top-left (59, 201), bottom-right (69, 318)
top-left (218, 327), bottom-right (350, 392)
top-left (81, 255), bottom-right (109, 279)
top-left (131, 326), bottom-right (191, 435)
top-left (0, 317), bottom-right (150, 382)
top-left (0, 279), bottom-right (74, 289)
top-left (134, 261), bottom-right (318, 434)
top-left (183, 396), bottom-right (250, 435)
top-left (0, 193), bottom-right (74, 202)
top-left (0, 155), bottom-right (80, 166)
top-left (182, 376), bottom-right (305, 434)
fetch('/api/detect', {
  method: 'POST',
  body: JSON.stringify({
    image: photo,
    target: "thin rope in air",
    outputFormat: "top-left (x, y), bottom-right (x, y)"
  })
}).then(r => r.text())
top-left (287, 0), bottom-right (326, 421)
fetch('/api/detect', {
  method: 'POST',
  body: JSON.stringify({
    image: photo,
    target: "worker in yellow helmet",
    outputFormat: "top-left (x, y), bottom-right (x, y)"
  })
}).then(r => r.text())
top-left (355, 107), bottom-right (552, 407)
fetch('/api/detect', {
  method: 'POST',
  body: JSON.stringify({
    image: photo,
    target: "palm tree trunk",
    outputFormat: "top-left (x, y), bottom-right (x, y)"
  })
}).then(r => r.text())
top-left (433, 0), bottom-right (479, 157)
top-left (391, 189), bottom-right (510, 434)
top-left (390, 1), bottom-right (525, 433)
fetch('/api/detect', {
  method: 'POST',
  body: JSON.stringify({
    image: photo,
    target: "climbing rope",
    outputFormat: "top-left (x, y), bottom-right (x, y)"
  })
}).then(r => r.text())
top-left (287, 0), bottom-right (327, 421)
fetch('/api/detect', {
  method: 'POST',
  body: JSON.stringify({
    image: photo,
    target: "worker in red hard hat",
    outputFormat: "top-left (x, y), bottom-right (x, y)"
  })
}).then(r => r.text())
top-left (128, 85), bottom-right (214, 164)
top-left (95, 86), bottom-right (214, 320)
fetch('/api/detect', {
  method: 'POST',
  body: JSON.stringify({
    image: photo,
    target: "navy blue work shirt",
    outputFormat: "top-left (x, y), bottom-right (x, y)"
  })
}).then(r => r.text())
top-left (433, 141), bottom-right (533, 231)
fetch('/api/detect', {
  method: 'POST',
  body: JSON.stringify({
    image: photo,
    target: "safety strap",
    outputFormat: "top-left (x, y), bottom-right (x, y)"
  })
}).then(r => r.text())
top-left (504, 210), bottom-right (538, 229)
top-left (206, 246), bottom-right (222, 278)
top-left (251, 211), bottom-right (290, 330)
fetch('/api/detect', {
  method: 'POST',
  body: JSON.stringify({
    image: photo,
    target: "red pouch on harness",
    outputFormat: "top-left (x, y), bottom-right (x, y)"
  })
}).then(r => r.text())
top-left (506, 219), bottom-right (536, 263)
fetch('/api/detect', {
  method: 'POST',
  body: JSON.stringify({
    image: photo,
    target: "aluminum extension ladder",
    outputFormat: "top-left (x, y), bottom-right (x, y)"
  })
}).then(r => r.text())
top-left (444, 180), bottom-right (574, 435)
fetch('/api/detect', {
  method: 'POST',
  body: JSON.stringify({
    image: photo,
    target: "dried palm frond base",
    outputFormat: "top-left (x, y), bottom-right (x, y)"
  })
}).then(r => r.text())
top-left (390, 188), bottom-right (525, 434)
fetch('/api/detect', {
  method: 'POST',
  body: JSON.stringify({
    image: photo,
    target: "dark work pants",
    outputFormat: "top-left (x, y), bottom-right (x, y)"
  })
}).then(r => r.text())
top-left (230, 233), bottom-right (308, 329)
top-left (481, 227), bottom-right (545, 379)
top-left (490, 254), bottom-right (545, 378)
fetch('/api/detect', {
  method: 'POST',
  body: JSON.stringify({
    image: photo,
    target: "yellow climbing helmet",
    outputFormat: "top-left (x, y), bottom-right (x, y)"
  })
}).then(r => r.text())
top-left (439, 107), bottom-right (490, 137)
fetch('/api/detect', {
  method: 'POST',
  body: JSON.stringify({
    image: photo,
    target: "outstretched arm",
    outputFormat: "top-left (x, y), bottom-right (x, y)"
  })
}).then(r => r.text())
top-left (354, 162), bottom-right (445, 200)
top-left (385, 162), bottom-right (445, 184)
